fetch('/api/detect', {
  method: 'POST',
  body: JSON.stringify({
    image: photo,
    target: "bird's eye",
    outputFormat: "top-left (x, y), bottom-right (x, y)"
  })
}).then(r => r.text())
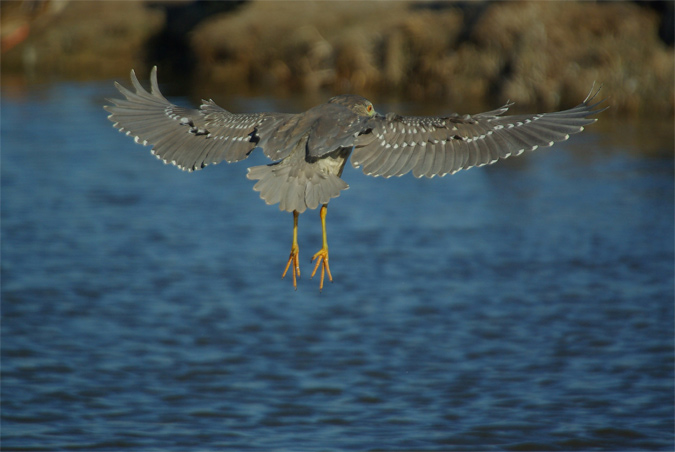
top-left (367, 104), bottom-right (373, 113)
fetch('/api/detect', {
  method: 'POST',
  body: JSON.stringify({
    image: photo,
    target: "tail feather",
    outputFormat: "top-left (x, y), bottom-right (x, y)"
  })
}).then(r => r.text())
top-left (247, 161), bottom-right (348, 213)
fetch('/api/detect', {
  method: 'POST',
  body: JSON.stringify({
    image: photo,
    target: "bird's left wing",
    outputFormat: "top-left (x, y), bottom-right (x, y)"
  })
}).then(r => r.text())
top-left (351, 86), bottom-right (607, 178)
top-left (104, 67), bottom-right (292, 171)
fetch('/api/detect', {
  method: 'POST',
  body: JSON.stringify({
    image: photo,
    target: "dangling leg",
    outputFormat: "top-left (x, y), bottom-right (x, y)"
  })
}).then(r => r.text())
top-left (311, 204), bottom-right (333, 291)
top-left (282, 210), bottom-right (300, 290)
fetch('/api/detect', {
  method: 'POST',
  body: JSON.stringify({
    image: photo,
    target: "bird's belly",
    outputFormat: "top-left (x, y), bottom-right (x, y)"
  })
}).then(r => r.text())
top-left (316, 148), bottom-right (352, 177)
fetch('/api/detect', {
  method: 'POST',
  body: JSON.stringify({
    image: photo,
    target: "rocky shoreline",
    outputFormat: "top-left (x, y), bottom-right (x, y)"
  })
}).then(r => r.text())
top-left (2, 1), bottom-right (673, 116)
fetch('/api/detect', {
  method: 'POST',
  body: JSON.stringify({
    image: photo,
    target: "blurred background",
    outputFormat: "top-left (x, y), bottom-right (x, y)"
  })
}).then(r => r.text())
top-left (2, 0), bottom-right (674, 114)
top-left (2, 1), bottom-right (674, 451)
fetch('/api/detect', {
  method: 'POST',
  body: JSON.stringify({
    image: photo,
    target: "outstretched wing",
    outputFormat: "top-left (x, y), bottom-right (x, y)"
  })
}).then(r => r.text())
top-left (104, 67), bottom-right (292, 171)
top-left (351, 86), bottom-right (607, 178)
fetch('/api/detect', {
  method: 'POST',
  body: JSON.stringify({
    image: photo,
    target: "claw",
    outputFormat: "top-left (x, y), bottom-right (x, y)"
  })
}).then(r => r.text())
top-left (282, 243), bottom-right (300, 290)
top-left (311, 247), bottom-right (332, 291)
top-left (282, 210), bottom-right (301, 290)
top-left (310, 204), bottom-right (333, 291)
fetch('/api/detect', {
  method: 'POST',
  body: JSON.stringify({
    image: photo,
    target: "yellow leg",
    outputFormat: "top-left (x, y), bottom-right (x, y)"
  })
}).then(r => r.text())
top-left (311, 204), bottom-right (333, 291)
top-left (282, 210), bottom-right (300, 290)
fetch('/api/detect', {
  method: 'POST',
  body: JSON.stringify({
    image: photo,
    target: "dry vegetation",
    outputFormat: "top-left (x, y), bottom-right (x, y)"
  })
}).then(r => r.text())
top-left (2, 0), bottom-right (672, 116)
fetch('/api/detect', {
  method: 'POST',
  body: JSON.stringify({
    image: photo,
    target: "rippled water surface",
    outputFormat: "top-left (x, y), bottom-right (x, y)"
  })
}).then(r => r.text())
top-left (2, 81), bottom-right (673, 451)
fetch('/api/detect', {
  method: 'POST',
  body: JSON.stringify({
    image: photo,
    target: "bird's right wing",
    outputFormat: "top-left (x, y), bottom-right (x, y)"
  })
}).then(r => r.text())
top-left (104, 67), bottom-right (292, 171)
top-left (352, 86), bottom-right (607, 178)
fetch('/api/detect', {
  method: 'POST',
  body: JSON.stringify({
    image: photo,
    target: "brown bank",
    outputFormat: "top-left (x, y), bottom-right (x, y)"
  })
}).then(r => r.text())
top-left (2, 0), bottom-right (672, 116)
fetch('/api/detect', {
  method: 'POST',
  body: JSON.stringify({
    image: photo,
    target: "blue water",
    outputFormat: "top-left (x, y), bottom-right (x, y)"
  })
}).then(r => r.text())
top-left (2, 80), bottom-right (673, 451)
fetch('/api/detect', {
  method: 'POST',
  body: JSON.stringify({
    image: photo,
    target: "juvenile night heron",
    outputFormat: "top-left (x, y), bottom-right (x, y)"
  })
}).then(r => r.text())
top-left (105, 67), bottom-right (606, 290)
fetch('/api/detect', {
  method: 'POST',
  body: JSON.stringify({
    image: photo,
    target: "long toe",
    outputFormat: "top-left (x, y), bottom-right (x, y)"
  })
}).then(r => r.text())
top-left (282, 246), bottom-right (300, 290)
top-left (311, 248), bottom-right (332, 291)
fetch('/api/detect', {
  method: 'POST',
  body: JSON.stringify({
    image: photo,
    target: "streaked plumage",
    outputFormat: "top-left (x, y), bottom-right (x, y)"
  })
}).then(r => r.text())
top-left (105, 67), bottom-right (606, 290)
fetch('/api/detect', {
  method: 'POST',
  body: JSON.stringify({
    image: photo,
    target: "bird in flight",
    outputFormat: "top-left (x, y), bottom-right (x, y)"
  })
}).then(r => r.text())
top-left (105, 67), bottom-right (606, 290)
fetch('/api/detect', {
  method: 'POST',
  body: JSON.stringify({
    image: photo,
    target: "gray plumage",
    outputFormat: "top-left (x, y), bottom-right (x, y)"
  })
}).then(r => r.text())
top-left (105, 67), bottom-right (606, 213)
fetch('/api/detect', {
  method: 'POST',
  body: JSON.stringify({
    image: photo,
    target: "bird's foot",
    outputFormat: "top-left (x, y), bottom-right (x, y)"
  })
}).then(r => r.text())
top-left (282, 243), bottom-right (300, 290)
top-left (310, 246), bottom-right (332, 291)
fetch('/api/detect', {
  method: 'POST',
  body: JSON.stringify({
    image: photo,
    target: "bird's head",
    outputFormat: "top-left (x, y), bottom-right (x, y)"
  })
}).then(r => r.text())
top-left (328, 94), bottom-right (376, 117)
